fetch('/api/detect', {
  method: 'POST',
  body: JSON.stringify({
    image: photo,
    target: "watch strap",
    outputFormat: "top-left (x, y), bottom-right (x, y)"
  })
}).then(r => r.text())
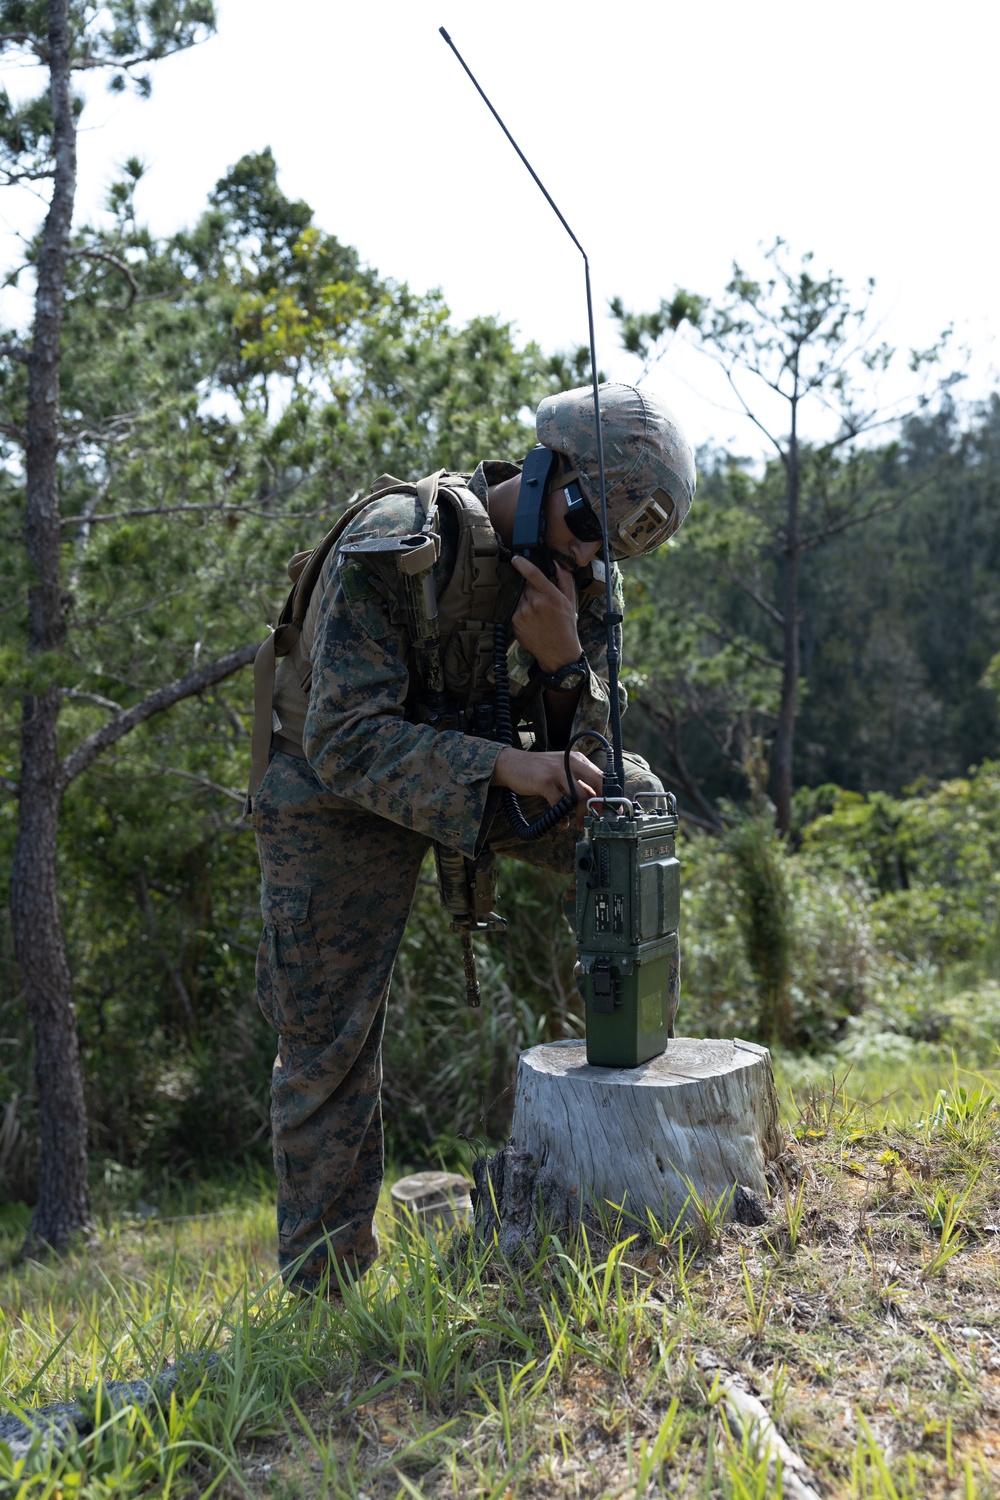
top-left (539, 652), bottom-right (589, 691)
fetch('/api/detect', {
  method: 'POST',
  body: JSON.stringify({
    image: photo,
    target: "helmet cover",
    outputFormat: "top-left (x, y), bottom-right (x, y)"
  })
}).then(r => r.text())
top-left (536, 382), bottom-right (696, 557)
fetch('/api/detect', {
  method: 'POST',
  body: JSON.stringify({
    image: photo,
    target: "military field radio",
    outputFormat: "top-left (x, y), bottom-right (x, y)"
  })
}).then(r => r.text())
top-left (440, 28), bottom-right (681, 1068)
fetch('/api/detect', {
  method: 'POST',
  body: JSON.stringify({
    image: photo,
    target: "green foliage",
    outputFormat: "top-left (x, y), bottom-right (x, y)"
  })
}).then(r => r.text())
top-left (608, 288), bottom-right (706, 377)
top-left (621, 533), bottom-right (780, 822)
top-left (678, 824), bottom-right (874, 1051)
top-left (611, 243), bottom-right (970, 827)
top-left (0, 3), bottom-right (216, 185)
top-left (0, 1), bottom-right (217, 65)
top-left (619, 399), bottom-right (1000, 817)
top-left (707, 244), bottom-right (880, 412)
top-left (983, 649), bottom-right (1000, 705)
top-left (671, 763), bottom-right (1000, 1075)
top-left (803, 764), bottom-right (1000, 966)
top-left (721, 814), bottom-right (793, 1045)
top-left (0, 87), bottom-right (76, 178)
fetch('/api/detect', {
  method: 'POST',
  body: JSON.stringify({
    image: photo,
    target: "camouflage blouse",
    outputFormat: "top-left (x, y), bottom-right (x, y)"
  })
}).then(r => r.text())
top-left (301, 462), bottom-right (627, 860)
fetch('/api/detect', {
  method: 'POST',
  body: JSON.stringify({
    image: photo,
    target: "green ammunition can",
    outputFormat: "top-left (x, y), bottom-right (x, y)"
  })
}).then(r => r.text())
top-left (575, 805), bottom-right (680, 1068)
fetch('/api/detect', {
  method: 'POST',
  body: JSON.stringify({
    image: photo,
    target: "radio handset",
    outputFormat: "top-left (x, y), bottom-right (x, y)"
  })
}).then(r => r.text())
top-left (510, 445), bottom-right (558, 582)
top-left (493, 442), bottom-right (576, 837)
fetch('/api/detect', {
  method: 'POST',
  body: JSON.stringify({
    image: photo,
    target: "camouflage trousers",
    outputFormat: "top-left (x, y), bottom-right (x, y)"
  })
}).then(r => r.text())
top-left (252, 749), bottom-right (664, 1291)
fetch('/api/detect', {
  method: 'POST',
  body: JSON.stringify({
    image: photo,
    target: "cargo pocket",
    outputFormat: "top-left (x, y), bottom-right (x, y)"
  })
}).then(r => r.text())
top-left (259, 883), bottom-right (336, 1046)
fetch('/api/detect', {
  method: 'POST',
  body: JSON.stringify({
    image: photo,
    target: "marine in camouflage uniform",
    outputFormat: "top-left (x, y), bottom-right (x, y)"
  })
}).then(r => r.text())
top-left (250, 383), bottom-right (696, 1290)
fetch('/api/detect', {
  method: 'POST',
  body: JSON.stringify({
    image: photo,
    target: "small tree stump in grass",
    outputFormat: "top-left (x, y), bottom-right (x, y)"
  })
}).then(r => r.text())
top-left (390, 1170), bottom-right (472, 1228)
top-left (474, 1038), bottom-right (782, 1256)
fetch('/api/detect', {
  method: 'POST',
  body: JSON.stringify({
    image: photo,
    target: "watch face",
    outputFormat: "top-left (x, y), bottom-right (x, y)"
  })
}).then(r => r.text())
top-left (547, 663), bottom-right (587, 692)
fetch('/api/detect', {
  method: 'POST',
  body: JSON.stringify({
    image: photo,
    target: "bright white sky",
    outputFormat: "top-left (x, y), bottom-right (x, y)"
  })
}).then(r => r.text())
top-left (1, 0), bottom-right (997, 455)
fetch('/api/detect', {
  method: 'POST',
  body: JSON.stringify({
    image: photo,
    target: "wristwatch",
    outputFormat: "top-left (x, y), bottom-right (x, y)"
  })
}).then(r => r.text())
top-left (540, 653), bottom-right (589, 692)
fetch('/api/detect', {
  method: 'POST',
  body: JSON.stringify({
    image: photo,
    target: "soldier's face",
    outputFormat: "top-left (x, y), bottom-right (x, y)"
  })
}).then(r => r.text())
top-left (544, 489), bottom-right (603, 573)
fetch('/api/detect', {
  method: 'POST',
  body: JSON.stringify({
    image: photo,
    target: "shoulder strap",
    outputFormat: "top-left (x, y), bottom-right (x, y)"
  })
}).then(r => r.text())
top-left (246, 473), bottom-right (447, 805)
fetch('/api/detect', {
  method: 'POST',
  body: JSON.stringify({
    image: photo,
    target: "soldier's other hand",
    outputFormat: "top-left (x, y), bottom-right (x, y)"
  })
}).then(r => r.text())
top-left (510, 557), bottom-right (583, 674)
top-left (491, 747), bottom-right (602, 826)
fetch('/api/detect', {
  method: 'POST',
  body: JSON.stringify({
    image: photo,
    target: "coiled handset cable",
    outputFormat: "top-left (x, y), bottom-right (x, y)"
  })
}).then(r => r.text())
top-left (492, 624), bottom-right (613, 840)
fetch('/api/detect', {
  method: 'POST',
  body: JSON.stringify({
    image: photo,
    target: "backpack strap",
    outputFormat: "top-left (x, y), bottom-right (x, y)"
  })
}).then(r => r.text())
top-left (246, 474), bottom-right (446, 806)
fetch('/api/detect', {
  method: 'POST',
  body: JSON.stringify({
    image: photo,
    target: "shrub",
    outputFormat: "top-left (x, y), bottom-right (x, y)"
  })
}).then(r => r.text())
top-left (678, 824), bottom-right (874, 1049)
top-left (803, 764), bottom-right (1000, 966)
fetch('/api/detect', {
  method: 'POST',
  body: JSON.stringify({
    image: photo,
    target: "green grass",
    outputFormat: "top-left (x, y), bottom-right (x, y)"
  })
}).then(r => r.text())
top-left (4, 1062), bottom-right (1000, 1497)
top-left (772, 1048), bottom-right (1000, 1127)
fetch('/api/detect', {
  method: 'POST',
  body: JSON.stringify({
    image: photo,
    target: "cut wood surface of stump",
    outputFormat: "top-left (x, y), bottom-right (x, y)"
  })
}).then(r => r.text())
top-left (474, 1038), bottom-right (783, 1256)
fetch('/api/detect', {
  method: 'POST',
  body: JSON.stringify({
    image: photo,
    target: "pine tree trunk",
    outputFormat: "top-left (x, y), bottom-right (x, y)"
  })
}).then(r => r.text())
top-left (10, 0), bottom-right (92, 1250)
top-left (773, 555), bottom-right (799, 835)
top-left (773, 405), bottom-right (800, 835)
top-left (10, 718), bottom-right (91, 1248)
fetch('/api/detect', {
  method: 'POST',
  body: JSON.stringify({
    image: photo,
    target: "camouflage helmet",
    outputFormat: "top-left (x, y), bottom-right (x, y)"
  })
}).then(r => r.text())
top-left (535, 381), bottom-right (696, 557)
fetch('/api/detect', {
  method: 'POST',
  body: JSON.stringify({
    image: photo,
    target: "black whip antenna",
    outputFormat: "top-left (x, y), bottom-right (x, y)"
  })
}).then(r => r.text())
top-left (439, 26), bottom-right (626, 801)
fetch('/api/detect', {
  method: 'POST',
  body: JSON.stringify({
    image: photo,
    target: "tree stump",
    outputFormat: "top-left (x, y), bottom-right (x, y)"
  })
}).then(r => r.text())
top-left (474, 1038), bottom-right (783, 1256)
top-left (390, 1170), bottom-right (473, 1228)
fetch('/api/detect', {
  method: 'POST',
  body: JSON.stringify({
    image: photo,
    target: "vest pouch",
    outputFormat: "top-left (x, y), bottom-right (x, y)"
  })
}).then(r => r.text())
top-left (442, 623), bottom-right (495, 706)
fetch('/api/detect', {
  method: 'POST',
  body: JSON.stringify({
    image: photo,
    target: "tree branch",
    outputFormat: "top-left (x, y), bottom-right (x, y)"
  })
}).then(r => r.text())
top-left (67, 247), bottom-right (138, 307)
top-left (708, 559), bottom-right (786, 626)
top-left (71, 28), bottom-right (216, 74)
top-left (674, 803), bottom-right (723, 833)
top-left (816, 405), bottom-right (900, 452)
top-left (70, 587), bottom-right (187, 631)
top-left (638, 694), bottom-right (725, 831)
top-left (0, 337), bottom-right (30, 364)
top-left (58, 641), bottom-right (258, 789)
top-left (57, 411), bottom-right (139, 448)
top-left (0, 166), bottom-right (56, 184)
top-left (696, 608), bottom-right (783, 671)
top-left (62, 688), bottom-right (123, 713)
top-left (126, 764), bottom-right (247, 805)
top-left (61, 501), bottom-right (336, 526)
top-left (60, 502), bottom-right (238, 526)
top-left (798, 465), bottom-right (944, 552)
top-left (136, 870), bottom-right (197, 1034)
top-left (701, 352), bottom-right (786, 463)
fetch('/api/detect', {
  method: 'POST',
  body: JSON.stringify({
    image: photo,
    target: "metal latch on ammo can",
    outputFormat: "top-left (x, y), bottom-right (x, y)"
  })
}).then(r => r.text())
top-left (592, 957), bottom-right (615, 1014)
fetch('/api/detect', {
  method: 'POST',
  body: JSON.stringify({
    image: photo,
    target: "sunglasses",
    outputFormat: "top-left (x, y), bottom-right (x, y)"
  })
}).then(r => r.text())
top-left (562, 479), bottom-right (605, 544)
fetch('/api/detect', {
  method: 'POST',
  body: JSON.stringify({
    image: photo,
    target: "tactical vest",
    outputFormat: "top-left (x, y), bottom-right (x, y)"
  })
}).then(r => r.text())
top-left (247, 469), bottom-right (527, 801)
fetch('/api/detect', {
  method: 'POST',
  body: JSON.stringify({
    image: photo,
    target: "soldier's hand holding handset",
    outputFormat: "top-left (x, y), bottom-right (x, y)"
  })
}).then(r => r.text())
top-left (509, 555), bottom-right (583, 673)
top-left (490, 744), bottom-right (603, 826)
top-left (490, 553), bottom-right (596, 823)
